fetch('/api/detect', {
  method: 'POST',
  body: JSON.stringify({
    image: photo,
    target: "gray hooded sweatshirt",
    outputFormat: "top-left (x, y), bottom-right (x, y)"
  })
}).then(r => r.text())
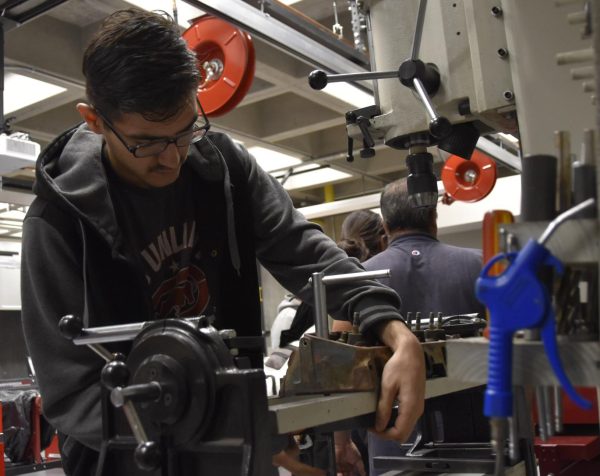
top-left (20, 124), bottom-right (403, 470)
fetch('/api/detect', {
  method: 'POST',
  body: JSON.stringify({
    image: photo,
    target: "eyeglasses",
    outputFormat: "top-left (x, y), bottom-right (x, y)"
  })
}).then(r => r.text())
top-left (95, 100), bottom-right (210, 158)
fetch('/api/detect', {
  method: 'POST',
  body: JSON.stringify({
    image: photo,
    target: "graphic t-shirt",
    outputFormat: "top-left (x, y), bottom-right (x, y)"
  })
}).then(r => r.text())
top-left (104, 155), bottom-right (224, 321)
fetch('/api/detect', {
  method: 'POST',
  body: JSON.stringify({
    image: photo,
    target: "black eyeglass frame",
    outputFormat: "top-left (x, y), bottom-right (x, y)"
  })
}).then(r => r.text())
top-left (95, 99), bottom-right (210, 158)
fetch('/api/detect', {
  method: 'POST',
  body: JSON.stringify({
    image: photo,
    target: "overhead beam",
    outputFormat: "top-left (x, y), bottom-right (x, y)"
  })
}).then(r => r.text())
top-left (183, 0), bottom-right (369, 80)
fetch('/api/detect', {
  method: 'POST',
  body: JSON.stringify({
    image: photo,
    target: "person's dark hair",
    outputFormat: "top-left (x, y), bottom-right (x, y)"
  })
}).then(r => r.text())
top-left (380, 179), bottom-right (436, 233)
top-left (339, 210), bottom-right (385, 260)
top-left (337, 237), bottom-right (369, 262)
top-left (82, 8), bottom-right (200, 122)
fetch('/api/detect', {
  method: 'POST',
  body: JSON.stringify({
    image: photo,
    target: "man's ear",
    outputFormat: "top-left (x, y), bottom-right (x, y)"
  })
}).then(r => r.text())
top-left (76, 103), bottom-right (103, 134)
top-left (379, 233), bottom-right (388, 251)
top-left (383, 222), bottom-right (391, 236)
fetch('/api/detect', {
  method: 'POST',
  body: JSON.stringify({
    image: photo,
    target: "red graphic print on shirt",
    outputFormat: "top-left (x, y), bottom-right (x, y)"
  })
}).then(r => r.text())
top-left (152, 265), bottom-right (209, 319)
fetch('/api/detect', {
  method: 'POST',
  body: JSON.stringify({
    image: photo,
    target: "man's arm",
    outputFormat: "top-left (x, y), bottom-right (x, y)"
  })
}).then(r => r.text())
top-left (372, 320), bottom-right (425, 441)
top-left (21, 211), bottom-right (104, 450)
top-left (210, 134), bottom-right (425, 440)
top-left (212, 134), bottom-right (403, 319)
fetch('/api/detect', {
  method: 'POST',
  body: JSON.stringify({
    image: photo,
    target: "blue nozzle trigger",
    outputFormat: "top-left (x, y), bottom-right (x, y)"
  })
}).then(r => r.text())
top-left (541, 311), bottom-right (592, 410)
top-left (480, 252), bottom-right (517, 278)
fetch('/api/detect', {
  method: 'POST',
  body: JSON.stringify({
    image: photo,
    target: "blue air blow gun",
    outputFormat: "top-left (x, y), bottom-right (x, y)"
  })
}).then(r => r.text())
top-left (475, 198), bottom-right (595, 473)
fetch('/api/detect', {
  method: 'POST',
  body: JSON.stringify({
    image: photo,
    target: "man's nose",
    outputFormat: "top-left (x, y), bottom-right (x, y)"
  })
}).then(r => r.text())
top-left (157, 142), bottom-right (182, 168)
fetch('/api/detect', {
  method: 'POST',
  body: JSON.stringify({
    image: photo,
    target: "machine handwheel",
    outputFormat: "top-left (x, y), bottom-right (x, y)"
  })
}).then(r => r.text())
top-left (441, 149), bottom-right (497, 202)
top-left (126, 320), bottom-right (223, 447)
top-left (183, 15), bottom-right (255, 117)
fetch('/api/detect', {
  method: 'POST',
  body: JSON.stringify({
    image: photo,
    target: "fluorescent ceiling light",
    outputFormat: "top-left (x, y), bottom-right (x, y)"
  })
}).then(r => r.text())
top-left (279, 0), bottom-right (303, 4)
top-left (280, 167), bottom-right (352, 191)
top-left (248, 146), bottom-right (302, 172)
top-left (4, 73), bottom-right (66, 114)
top-left (0, 209), bottom-right (26, 220)
top-left (321, 82), bottom-right (374, 108)
top-left (123, 0), bottom-right (205, 28)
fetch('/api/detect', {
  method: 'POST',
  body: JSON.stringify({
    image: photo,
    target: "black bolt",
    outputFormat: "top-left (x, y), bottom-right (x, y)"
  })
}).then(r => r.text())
top-left (497, 48), bottom-right (509, 58)
top-left (491, 6), bottom-right (503, 17)
top-left (458, 99), bottom-right (471, 116)
top-left (360, 147), bottom-right (376, 159)
top-left (503, 90), bottom-right (514, 101)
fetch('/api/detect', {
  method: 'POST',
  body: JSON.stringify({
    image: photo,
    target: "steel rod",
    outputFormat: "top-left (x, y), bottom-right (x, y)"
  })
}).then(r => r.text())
top-left (321, 269), bottom-right (390, 285)
top-left (312, 272), bottom-right (329, 338)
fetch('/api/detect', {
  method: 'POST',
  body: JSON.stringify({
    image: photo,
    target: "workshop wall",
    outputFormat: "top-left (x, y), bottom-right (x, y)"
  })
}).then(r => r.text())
top-left (0, 240), bottom-right (21, 309)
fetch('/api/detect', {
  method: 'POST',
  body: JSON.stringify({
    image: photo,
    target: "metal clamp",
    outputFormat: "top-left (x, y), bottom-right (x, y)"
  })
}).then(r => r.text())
top-left (310, 269), bottom-right (391, 338)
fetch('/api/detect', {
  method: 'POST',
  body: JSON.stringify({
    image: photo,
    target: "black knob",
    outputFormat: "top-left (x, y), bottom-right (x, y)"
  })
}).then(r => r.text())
top-left (101, 360), bottom-right (130, 390)
top-left (308, 70), bottom-right (328, 90)
top-left (356, 116), bottom-right (375, 148)
top-left (346, 136), bottom-right (354, 162)
top-left (360, 145), bottom-right (376, 159)
top-left (134, 441), bottom-right (161, 471)
top-left (59, 315), bottom-right (83, 340)
top-left (399, 60), bottom-right (441, 96)
top-left (429, 116), bottom-right (452, 140)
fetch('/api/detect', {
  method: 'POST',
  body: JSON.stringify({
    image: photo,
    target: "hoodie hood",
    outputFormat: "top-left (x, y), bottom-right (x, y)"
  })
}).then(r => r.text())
top-left (35, 124), bottom-right (120, 250)
top-left (34, 124), bottom-right (240, 272)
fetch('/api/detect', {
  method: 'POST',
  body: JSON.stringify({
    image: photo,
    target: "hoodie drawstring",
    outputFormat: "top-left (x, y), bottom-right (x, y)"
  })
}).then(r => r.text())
top-left (205, 136), bottom-right (241, 276)
top-left (78, 220), bottom-right (91, 327)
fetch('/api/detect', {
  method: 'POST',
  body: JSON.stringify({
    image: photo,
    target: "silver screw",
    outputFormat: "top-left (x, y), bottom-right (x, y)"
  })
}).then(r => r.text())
top-left (464, 169), bottom-right (478, 183)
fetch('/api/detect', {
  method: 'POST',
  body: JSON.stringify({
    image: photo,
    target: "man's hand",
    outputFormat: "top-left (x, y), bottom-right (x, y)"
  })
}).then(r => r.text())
top-left (272, 441), bottom-right (326, 476)
top-left (373, 320), bottom-right (425, 441)
top-left (334, 431), bottom-right (366, 476)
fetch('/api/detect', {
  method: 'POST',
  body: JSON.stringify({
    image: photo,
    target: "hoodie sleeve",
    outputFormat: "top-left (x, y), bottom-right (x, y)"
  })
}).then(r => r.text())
top-left (214, 134), bottom-right (404, 334)
top-left (21, 207), bottom-right (104, 451)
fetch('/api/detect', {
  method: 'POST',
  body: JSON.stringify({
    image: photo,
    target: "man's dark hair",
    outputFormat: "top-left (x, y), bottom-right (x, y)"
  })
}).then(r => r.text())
top-left (82, 8), bottom-right (200, 121)
top-left (380, 179), bottom-right (436, 233)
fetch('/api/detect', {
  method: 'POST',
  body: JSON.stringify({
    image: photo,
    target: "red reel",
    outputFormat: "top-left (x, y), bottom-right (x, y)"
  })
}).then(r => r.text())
top-left (183, 15), bottom-right (255, 117)
top-left (441, 149), bottom-right (497, 202)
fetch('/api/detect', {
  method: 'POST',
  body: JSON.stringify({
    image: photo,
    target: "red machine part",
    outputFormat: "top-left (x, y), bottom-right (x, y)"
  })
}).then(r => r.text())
top-left (482, 210), bottom-right (514, 277)
top-left (1, 403), bottom-right (4, 476)
top-left (481, 210), bottom-right (514, 337)
top-left (535, 435), bottom-right (600, 476)
top-left (441, 149), bottom-right (497, 202)
top-left (183, 15), bottom-right (255, 117)
top-left (533, 388), bottom-right (600, 476)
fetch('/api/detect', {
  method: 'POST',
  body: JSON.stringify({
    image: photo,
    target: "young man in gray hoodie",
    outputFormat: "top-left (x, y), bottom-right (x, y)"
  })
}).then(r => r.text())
top-left (20, 8), bottom-right (424, 475)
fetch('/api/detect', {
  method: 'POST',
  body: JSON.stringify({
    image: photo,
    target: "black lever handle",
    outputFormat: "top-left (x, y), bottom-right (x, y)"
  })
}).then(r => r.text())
top-left (356, 116), bottom-right (374, 148)
top-left (399, 59), bottom-right (452, 140)
top-left (346, 136), bottom-right (354, 162)
top-left (308, 69), bottom-right (399, 90)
